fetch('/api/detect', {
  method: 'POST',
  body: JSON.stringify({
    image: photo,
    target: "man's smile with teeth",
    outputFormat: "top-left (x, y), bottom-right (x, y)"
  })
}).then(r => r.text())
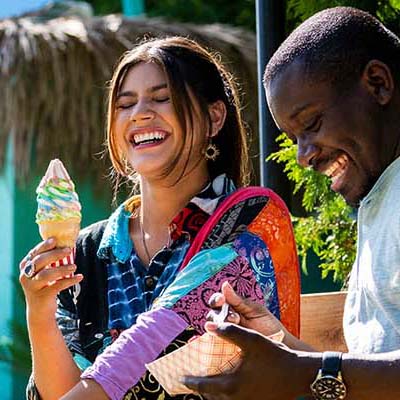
top-left (130, 130), bottom-right (167, 145)
top-left (321, 154), bottom-right (349, 184)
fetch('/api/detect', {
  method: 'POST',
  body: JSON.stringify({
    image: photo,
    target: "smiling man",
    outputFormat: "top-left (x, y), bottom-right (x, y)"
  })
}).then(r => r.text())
top-left (264, 12), bottom-right (400, 210)
top-left (184, 6), bottom-right (400, 400)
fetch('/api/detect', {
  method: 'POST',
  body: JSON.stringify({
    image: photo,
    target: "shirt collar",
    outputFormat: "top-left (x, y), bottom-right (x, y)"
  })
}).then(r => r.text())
top-left (97, 174), bottom-right (236, 263)
top-left (360, 156), bottom-right (400, 207)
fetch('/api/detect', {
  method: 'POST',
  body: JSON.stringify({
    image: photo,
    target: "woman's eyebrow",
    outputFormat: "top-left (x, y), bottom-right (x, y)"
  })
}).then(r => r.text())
top-left (116, 91), bottom-right (135, 99)
top-left (149, 83), bottom-right (168, 92)
top-left (117, 83), bottom-right (168, 99)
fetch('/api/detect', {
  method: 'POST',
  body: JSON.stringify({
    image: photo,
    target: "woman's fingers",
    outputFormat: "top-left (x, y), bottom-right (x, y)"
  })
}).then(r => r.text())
top-left (20, 264), bottom-right (78, 290)
top-left (27, 273), bottom-right (84, 302)
top-left (24, 269), bottom-right (83, 294)
top-left (20, 237), bottom-right (73, 283)
top-left (20, 241), bottom-right (75, 294)
top-left (33, 247), bottom-right (72, 272)
top-left (44, 273), bottom-right (83, 294)
top-left (20, 238), bottom-right (58, 268)
top-left (21, 246), bottom-right (72, 279)
top-left (34, 264), bottom-right (77, 282)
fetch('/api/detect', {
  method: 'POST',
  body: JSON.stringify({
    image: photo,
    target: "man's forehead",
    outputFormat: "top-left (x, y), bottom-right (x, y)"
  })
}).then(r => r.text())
top-left (267, 60), bottom-right (338, 106)
top-left (267, 63), bottom-right (308, 105)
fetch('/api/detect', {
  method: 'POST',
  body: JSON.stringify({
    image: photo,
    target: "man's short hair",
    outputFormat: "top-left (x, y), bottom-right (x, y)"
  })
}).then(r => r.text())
top-left (263, 7), bottom-right (400, 90)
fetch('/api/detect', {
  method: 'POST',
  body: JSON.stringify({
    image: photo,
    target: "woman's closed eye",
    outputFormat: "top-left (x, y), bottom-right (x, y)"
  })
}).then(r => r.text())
top-left (117, 102), bottom-right (136, 109)
top-left (153, 96), bottom-right (170, 103)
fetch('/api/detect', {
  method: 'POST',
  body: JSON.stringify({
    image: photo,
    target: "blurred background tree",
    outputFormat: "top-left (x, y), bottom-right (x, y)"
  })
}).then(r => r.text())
top-left (287, 0), bottom-right (400, 33)
top-left (84, 0), bottom-right (400, 36)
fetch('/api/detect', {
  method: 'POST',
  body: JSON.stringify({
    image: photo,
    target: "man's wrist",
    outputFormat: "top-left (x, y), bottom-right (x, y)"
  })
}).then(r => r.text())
top-left (292, 351), bottom-right (323, 398)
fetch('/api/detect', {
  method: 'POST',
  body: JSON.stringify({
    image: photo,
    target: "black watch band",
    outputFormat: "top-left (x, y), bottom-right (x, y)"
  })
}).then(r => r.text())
top-left (321, 351), bottom-right (343, 377)
top-left (311, 351), bottom-right (346, 399)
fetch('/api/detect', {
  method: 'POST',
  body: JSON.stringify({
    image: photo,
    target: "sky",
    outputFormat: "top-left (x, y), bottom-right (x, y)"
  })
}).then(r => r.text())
top-left (0, 0), bottom-right (49, 18)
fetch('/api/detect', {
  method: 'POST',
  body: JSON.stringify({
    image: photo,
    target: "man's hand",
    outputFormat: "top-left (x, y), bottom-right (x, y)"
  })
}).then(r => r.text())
top-left (208, 281), bottom-right (285, 337)
top-left (183, 322), bottom-right (319, 400)
top-left (208, 282), bottom-right (313, 352)
top-left (209, 282), bottom-right (288, 336)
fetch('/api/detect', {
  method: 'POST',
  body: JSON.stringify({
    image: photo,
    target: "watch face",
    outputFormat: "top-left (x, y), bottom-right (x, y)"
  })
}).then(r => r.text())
top-left (311, 376), bottom-right (347, 399)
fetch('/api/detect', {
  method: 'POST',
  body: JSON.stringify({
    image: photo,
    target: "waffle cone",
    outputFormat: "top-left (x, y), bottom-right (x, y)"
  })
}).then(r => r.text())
top-left (38, 219), bottom-right (80, 248)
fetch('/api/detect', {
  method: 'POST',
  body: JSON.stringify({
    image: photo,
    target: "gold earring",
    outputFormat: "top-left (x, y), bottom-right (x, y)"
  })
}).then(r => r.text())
top-left (204, 141), bottom-right (220, 161)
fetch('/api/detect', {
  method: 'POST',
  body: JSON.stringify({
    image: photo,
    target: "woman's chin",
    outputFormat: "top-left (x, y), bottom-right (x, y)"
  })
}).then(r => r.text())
top-left (130, 159), bottom-right (172, 179)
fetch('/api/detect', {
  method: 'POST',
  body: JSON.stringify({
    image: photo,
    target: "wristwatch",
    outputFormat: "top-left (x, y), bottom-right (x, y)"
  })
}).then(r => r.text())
top-left (310, 351), bottom-right (347, 400)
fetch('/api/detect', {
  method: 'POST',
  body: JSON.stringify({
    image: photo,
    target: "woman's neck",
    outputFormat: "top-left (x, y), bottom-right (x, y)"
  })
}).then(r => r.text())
top-left (129, 167), bottom-right (210, 266)
top-left (139, 169), bottom-right (210, 230)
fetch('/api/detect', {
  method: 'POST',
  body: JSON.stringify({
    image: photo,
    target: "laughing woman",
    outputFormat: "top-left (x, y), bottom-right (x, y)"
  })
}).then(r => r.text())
top-left (21, 37), bottom-right (300, 400)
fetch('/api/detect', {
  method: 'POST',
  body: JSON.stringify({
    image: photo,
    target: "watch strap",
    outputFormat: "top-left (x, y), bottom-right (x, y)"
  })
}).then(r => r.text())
top-left (321, 351), bottom-right (343, 377)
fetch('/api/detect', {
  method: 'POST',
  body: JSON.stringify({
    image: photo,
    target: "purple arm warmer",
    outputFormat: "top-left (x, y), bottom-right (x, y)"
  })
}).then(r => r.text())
top-left (81, 307), bottom-right (188, 400)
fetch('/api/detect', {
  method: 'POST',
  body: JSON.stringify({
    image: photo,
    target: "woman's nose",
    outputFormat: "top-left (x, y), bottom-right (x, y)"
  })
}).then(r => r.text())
top-left (296, 139), bottom-right (320, 168)
top-left (129, 101), bottom-right (155, 123)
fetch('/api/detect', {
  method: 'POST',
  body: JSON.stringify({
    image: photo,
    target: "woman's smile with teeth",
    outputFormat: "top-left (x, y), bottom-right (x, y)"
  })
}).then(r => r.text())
top-left (132, 131), bottom-right (167, 145)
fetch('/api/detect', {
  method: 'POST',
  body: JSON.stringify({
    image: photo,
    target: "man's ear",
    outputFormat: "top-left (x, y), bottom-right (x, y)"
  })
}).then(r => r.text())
top-left (361, 60), bottom-right (394, 105)
top-left (208, 100), bottom-right (227, 138)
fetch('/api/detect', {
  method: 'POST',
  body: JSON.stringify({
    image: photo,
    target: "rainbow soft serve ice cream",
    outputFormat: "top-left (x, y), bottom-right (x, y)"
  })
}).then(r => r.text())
top-left (36, 159), bottom-right (82, 248)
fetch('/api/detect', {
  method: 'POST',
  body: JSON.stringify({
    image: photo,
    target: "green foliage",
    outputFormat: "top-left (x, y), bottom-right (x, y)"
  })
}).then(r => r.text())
top-left (85, 0), bottom-right (121, 15)
top-left (0, 283), bottom-right (31, 377)
top-left (287, 0), bottom-right (400, 34)
top-left (269, 134), bottom-right (357, 283)
top-left (83, 0), bottom-right (256, 30)
top-left (0, 321), bottom-right (31, 375)
top-left (145, 0), bottom-right (256, 30)
top-left (82, 0), bottom-right (400, 39)
top-left (288, 0), bottom-right (378, 21)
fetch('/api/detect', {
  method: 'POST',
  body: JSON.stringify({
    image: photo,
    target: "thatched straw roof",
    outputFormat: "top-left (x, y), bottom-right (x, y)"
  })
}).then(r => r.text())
top-left (0, 14), bottom-right (258, 184)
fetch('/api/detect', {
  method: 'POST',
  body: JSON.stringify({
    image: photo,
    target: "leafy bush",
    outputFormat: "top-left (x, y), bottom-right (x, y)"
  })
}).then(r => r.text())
top-left (269, 134), bottom-right (357, 283)
top-left (287, 0), bottom-right (400, 34)
top-left (0, 321), bottom-right (31, 375)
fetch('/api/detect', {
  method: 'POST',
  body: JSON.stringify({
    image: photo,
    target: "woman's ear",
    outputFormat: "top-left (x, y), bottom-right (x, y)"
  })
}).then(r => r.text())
top-left (361, 60), bottom-right (394, 105)
top-left (208, 100), bottom-right (227, 138)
